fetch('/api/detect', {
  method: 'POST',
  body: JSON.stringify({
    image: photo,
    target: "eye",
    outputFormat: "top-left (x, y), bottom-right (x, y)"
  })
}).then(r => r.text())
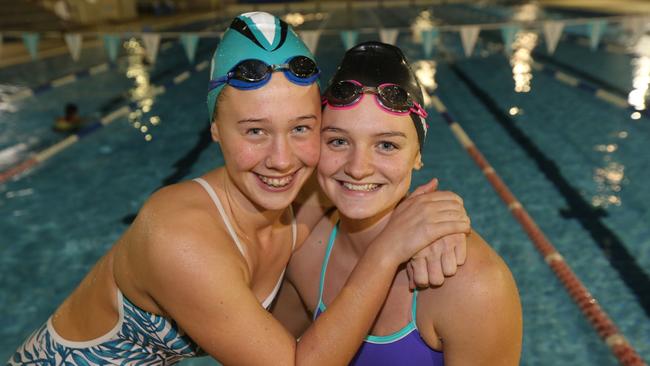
top-left (378, 141), bottom-right (398, 151)
top-left (327, 138), bottom-right (348, 148)
top-left (246, 128), bottom-right (264, 136)
top-left (293, 125), bottom-right (311, 134)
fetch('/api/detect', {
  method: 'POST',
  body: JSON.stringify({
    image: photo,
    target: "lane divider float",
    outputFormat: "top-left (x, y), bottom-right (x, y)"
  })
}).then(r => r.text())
top-left (429, 93), bottom-right (647, 366)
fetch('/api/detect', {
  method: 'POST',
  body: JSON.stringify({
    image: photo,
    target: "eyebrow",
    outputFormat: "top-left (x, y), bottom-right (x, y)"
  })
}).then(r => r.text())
top-left (322, 126), bottom-right (407, 139)
top-left (238, 114), bottom-right (318, 124)
top-left (237, 118), bottom-right (269, 124)
top-left (376, 131), bottom-right (407, 139)
top-left (322, 126), bottom-right (346, 133)
top-left (293, 114), bottom-right (318, 122)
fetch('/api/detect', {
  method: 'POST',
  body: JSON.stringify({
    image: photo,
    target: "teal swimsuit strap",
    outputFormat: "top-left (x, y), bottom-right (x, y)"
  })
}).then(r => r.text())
top-left (315, 222), bottom-right (338, 315)
top-left (314, 222), bottom-right (419, 343)
top-left (365, 290), bottom-right (418, 344)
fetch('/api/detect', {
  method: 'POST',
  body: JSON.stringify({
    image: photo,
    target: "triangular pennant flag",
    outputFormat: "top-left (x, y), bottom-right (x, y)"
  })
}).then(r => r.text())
top-left (379, 28), bottom-right (399, 45)
top-left (587, 20), bottom-right (606, 50)
top-left (142, 33), bottom-right (161, 64)
top-left (299, 30), bottom-right (321, 54)
top-left (543, 21), bottom-right (565, 54)
top-left (340, 30), bottom-right (359, 50)
top-left (460, 25), bottom-right (480, 57)
top-left (22, 32), bottom-right (40, 60)
top-left (103, 34), bottom-right (121, 63)
top-left (180, 34), bottom-right (200, 64)
top-left (64, 33), bottom-right (83, 61)
top-left (501, 25), bottom-right (519, 54)
top-left (421, 28), bottom-right (438, 58)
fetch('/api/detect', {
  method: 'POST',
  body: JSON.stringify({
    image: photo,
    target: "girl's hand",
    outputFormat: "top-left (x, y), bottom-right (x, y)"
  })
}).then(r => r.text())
top-left (371, 179), bottom-right (470, 267)
top-left (405, 178), bottom-right (469, 288)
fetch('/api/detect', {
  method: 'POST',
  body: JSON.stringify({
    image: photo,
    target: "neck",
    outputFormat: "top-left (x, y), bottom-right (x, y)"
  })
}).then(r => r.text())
top-left (337, 202), bottom-right (399, 258)
top-left (216, 169), bottom-right (289, 242)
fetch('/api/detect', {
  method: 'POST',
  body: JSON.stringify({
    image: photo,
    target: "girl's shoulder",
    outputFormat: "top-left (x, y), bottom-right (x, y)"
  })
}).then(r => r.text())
top-left (416, 232), bottom-right (521, 351)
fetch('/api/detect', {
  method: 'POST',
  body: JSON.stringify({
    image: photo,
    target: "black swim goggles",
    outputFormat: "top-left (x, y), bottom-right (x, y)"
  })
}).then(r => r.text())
top-left (208, 56), bottom-right (320, 91)
top-left (322, 80), bottom-right (427, 119)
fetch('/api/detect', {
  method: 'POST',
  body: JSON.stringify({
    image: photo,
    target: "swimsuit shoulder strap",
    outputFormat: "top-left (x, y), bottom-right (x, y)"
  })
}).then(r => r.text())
top-left (315, 221), bottom-right (338, 315)
top-left (411, 289), bottom-right (419, 327)
top-left (193, 177), bottom-right (247, 257)
top-left (290, 204), bottom-right (297, 251)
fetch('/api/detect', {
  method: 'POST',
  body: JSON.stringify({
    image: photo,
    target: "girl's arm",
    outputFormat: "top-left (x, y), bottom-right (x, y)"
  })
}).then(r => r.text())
top-left (139, 186), bottom-right (469, 366)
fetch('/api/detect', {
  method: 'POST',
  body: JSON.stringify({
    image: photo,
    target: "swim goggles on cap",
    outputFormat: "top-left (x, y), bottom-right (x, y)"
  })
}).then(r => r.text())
top-left (322, 80), bottom-right (428, 119)
top-left (208, 55), bottom-right (320, 92)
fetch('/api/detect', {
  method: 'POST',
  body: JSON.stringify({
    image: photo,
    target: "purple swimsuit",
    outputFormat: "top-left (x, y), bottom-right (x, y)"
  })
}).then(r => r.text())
top-left (314, 223), bottom-right (444, 365)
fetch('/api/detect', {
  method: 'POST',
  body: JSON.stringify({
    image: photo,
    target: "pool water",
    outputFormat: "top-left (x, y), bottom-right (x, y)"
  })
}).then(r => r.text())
top-left (1, 3), bottom-right (649, 365)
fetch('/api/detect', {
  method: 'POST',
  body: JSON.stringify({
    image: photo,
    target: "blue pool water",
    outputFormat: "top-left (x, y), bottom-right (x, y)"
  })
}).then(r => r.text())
top-left (1, 3), bottom-right (649, 365)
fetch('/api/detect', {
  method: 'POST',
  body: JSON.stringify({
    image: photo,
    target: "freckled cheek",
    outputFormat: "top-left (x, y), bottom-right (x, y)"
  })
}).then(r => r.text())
top-left (295, 136), bottom-right (320, 167)
top-left (379, 162), bottom-right (412, 186)
top-left (229, 144), bottom-right (265, 171)
top-left (317, 150), bottom-right (346, 178)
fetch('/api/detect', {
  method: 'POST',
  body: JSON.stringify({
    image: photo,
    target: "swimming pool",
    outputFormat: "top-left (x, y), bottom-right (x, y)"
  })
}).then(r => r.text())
top-left (1, 2), bottom-right (649, 365)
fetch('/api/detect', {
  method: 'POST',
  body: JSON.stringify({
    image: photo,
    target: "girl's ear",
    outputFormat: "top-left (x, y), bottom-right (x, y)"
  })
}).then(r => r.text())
top-left (413, 152), bottom-right (423, 170)
top-left (210, 122), bottom-right (220, 143)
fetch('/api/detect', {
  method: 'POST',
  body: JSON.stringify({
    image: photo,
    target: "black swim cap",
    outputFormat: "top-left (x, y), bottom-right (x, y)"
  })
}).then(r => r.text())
top-left (325, 41), bottom-right (428, 147)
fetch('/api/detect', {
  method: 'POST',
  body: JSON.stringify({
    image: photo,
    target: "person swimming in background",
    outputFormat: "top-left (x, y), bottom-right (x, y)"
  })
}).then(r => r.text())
top-left (273, 42), bottom-right (523, 365)
top-left (9, 14), bottom-right (470, 365)
top-left (53, 103), bottom-right (84, 132)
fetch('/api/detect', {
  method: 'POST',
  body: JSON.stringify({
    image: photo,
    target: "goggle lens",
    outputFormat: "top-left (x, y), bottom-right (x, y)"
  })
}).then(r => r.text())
top-left (378, 84), bottom-right (411, 111)
top-left (233, 59), bottom-right (270, 82)
top-left (288, 56), bottom-right (318, 78)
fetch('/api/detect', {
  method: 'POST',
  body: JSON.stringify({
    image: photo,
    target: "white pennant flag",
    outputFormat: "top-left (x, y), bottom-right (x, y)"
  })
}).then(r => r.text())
top-left (379, 28), bottom-right (399, 45)
top-left (460, 26), bottom-right (480, 57)
top-left (543, 21), bottom-right (565, 54)
top-left (299, 31), bottom-right (321, 54)
top-left (180, 34), bottom-right (200, 64)
top-left (588, 20), bottom-right (606, 50)
top-left (142, 33), bottom-right (161, 64)
top-left (421, 29), bottom-right (438, 58)
top-left (64, 33), bottom-right (83, 61)
top-left (340, 30), bottom-right (358, 50)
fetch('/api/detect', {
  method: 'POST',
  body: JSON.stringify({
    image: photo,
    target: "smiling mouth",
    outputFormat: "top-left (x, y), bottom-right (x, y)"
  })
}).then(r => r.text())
top-left (257, 172), bottom-right (296, 188)
top-left (340, 181), bottom-right (382, 192)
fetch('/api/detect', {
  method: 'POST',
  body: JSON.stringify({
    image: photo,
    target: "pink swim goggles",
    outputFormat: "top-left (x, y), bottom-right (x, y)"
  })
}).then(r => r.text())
top-left (322, 80), bottom-right (428, 119)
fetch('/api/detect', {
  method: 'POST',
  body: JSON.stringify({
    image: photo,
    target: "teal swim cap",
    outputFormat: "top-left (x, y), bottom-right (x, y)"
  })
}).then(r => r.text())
top-left (207, 12), bottom-right (316, 121)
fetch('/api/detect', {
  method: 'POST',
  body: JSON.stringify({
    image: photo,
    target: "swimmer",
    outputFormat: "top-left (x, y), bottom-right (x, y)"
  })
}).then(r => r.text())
top-left (53, 103), bottom-right (83, 132)
top-left (9, 14), bottom-right (469, 365)
top-left (274, 42), bottom-right (523, 365)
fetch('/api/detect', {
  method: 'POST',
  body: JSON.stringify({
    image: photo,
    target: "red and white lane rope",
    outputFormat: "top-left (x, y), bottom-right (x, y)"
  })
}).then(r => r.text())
top-left (428, 94), bottom-right (647, 366)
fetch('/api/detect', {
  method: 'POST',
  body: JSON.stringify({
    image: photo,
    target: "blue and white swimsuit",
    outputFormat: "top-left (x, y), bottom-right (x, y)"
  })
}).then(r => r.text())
top-left (8, 178), bottom-right (296, 365)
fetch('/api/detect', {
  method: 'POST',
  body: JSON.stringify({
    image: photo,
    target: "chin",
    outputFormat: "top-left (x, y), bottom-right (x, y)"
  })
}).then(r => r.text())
top-left (336, 203), bottom-right (382, 220)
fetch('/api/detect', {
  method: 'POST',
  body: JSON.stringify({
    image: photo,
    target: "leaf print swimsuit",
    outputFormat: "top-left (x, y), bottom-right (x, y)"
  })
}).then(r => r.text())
top-left (7, 178), bottom-right (296, 365)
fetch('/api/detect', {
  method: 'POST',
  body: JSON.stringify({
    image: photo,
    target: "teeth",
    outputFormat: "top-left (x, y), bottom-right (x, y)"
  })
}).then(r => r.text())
top-left (342, 182), bottom-right (379, 191)
top-left (259, 174), bottom-right (293, 187)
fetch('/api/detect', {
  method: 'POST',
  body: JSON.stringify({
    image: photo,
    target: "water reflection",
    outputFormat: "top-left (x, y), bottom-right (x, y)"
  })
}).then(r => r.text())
top-left (411, 10), bottom-right (436, 44)
top-left (592, 138), bottom-right (626, 208)
top-left (412, 60), bottom-right (437, 107)
top-left (283, 12), bottom-right (326, 28)
top-left (511, 3), bottom-right (540, 23)
top-left (124, 38), bottom-right (160, 142)
top-left (507, 3), bottom-right (540, 93)
top-left (510, 31), bottom-right (537, 93)
top-left (628, 35), bottom-right (650, 111)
